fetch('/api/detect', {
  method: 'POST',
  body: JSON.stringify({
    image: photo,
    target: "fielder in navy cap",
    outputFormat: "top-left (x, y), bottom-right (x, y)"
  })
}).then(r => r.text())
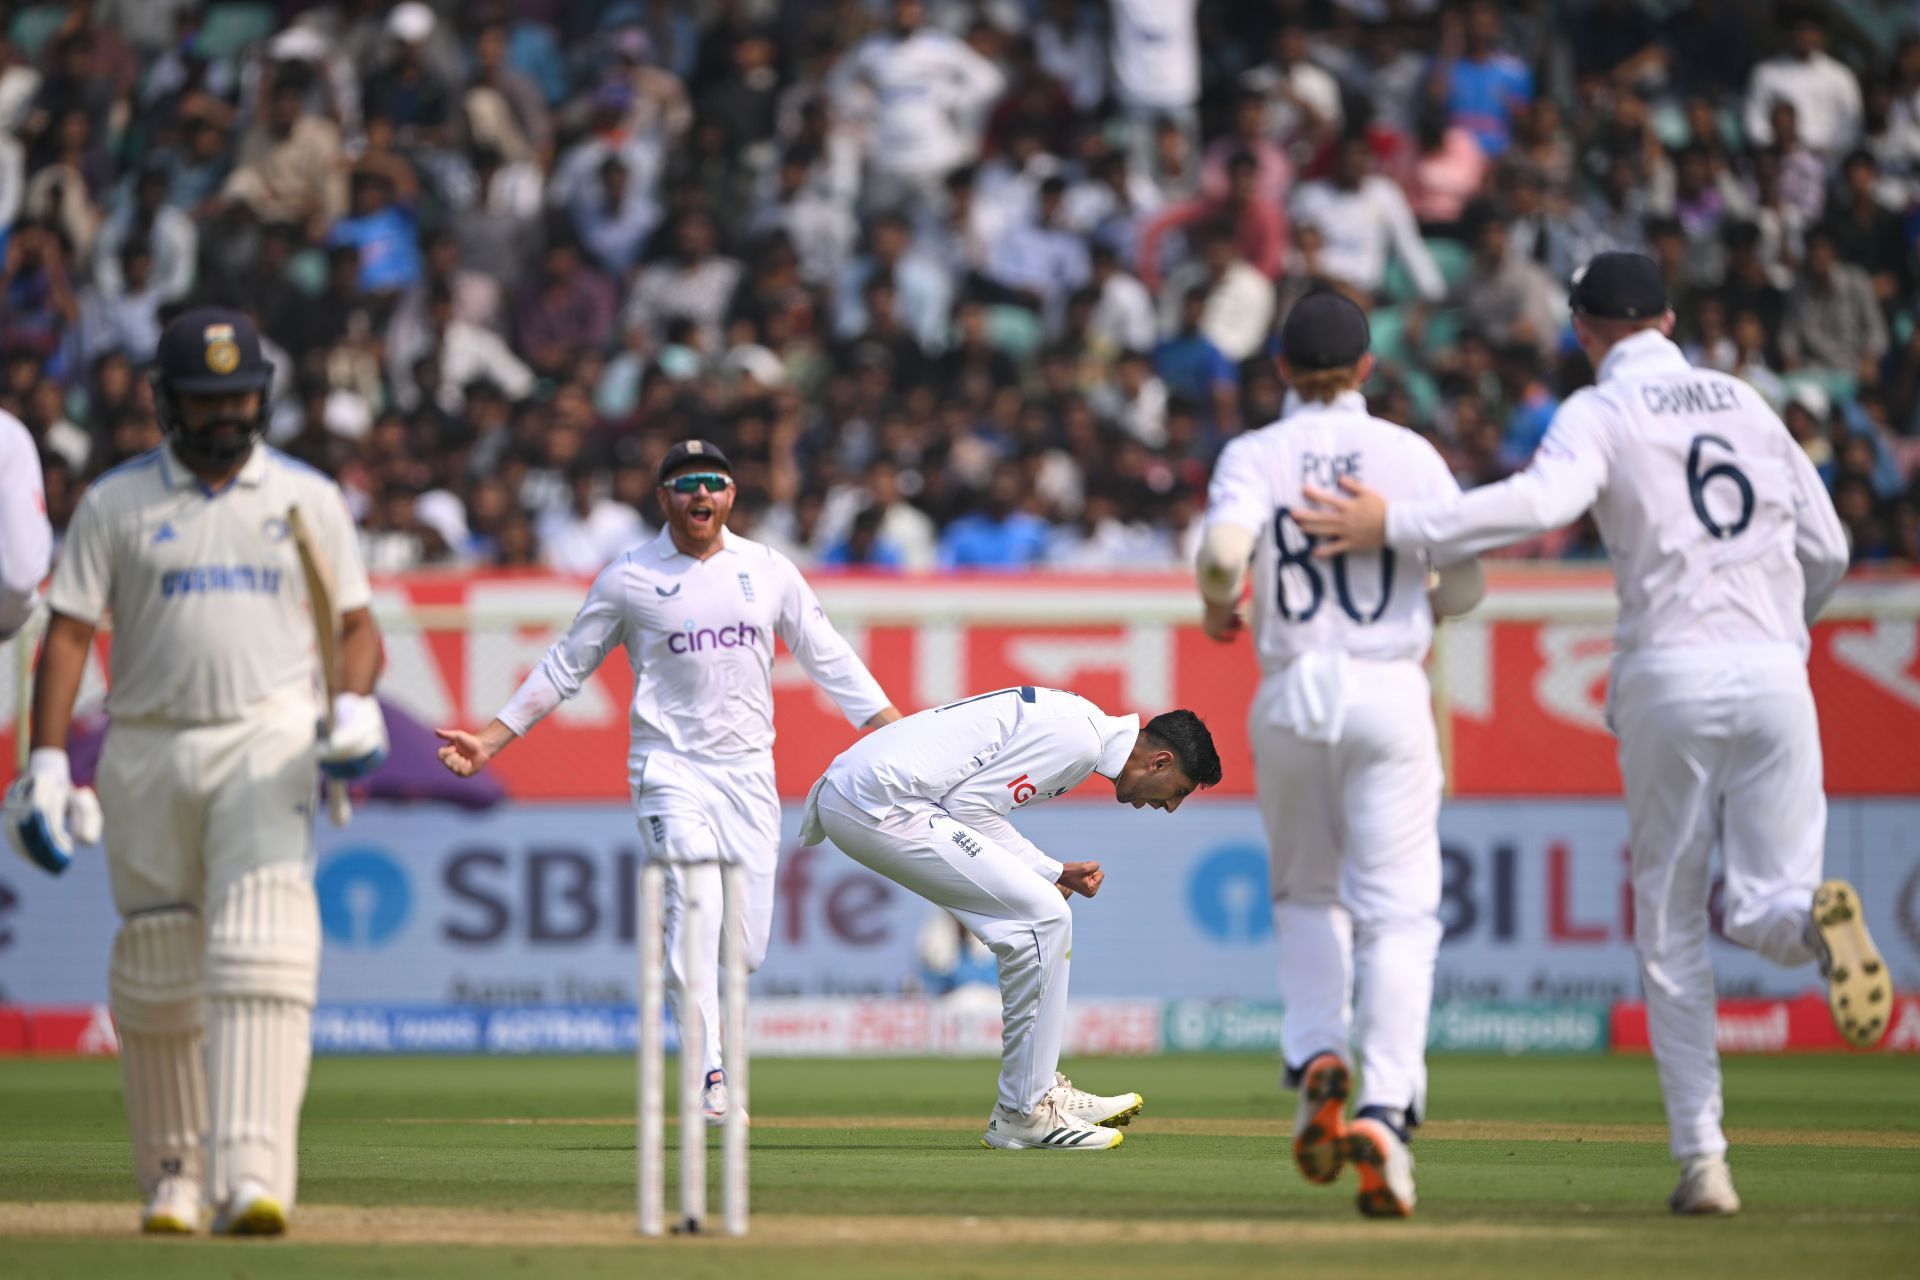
top-left (657, 438), bottom-right (733, 483)
top-left (1280, 291), bottom-right (1373, 371)
top-left (1568, 251), bottom-right (1669, 320)
top-left (151, 307), bottom-right (275, 472)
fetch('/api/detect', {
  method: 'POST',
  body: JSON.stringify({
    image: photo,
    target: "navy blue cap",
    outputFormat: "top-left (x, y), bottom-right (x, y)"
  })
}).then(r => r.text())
top-left (658, 439), bottom-right (732, 482)
top-left (155, 307), bottom-right (273, 394)
top-left (1569, 252), bottom-right (1669, 319)
top-left (1280, 292), bottom-right (1371, 370)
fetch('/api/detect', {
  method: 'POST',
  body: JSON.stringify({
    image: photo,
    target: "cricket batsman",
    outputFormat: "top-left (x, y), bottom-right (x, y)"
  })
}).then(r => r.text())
top-left (800, 687), bottom-right (1222, 1150)
top-left (5, 308), bottom-right (389, 1235)
top-left (435, 439), bottom-right (902, 1121)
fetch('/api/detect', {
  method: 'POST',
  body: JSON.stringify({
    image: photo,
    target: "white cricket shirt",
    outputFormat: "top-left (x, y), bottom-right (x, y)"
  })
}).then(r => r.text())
top-left (805, 685), bottom-right (1139, 882)
top-left (1109, 0), bottom-right (1200, 110)
top-left (46, 442), bottom-right (370, 724)
top-left (498, 526), bottom-right (891, 764)
top-left (833, 29), bottom-right (1005, 178)
top-left (0, 409), bottom-right (52, 640)
top-left (1206, 390), bottom-right (1464, 673)
top-left (1387, 331), bottom-right (1850, 655)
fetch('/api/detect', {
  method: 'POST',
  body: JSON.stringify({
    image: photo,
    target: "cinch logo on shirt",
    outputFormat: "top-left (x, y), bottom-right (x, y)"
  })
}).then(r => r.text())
top-left (160, 565), bottom-right (284, 597)
top-left (667, 621), bottom-right (761, 654)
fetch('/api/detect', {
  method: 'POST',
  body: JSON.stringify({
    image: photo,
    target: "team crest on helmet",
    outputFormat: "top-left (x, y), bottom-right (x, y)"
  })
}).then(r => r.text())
top-left (204, 323), bottom-right (240, 375)
top-left (686, 441), bottom-right (704, 455)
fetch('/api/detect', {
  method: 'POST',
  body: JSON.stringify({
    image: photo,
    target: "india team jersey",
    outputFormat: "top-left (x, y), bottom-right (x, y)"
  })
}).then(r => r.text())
top-left (500, 527), bottom-right (890, 762)
top-left (1205, 391), bottom-right (1465, 674)
top-left (46, 443), bottom-right (369, 724)
top-left (1385, 332), bottom-right (1850, 655)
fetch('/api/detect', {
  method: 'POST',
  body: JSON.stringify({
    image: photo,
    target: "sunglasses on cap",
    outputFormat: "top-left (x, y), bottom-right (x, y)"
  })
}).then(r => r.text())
top-left (664, 471), bottom-right (734, 495)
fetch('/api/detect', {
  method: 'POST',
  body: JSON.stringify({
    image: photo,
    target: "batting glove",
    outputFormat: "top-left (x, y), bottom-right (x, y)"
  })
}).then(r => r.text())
top-left (319, 692), bottom-right (390, 780)
top-left (4, 748), bottom-right (103, 875)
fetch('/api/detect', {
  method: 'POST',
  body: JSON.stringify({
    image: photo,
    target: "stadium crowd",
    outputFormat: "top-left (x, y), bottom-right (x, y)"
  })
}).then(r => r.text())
top-left (4, 0), bottom-right (1920, 572)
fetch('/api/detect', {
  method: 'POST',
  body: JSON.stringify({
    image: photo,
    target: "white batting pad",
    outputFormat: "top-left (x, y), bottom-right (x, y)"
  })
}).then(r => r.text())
top-left (109, 907), bottom-right (207, 1196)
top-left (204, 863), bottom-right (320, 1209)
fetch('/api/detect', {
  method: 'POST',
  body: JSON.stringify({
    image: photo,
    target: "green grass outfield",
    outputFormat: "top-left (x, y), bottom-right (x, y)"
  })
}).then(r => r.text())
top-left (2, 1053), bottom-right (1916, 1278)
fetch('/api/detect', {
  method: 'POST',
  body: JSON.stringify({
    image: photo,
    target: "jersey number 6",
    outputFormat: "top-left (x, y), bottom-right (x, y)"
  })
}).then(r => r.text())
top-left (1274, 507), bottom-right (1396, 624)
top-left (1686, 433), bottom-right (1754, 540)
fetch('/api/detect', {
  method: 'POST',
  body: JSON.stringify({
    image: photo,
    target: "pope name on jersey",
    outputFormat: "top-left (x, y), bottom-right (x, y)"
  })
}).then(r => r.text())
top-left (1293, 254), bottom-right (1888, 1218)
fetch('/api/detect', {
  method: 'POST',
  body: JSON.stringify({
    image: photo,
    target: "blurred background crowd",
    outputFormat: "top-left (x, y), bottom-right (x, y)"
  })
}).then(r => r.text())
top-left (4, 0), bottom-right (1920, 572)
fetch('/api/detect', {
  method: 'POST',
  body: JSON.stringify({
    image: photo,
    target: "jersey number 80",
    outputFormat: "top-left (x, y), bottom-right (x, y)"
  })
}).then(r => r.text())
top-left (1273, 506), bottom-right (1396, 624)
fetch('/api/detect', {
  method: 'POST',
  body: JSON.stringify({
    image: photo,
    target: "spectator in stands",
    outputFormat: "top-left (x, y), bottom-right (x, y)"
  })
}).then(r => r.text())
top-left (938, 462), bottom-right (1050, 569)
top-left (1455, 202), bottom-right (1563, 358)
top-left (1292, 133), bottom-right (1444, 302)
top-left (1780, 225), bottom-right (1890, 385)
top-left (831, 0), bottom-right (1005, 216)
top-left (1109, 0), bottom-right (1200, 176)
top-left (220, 62), bottom-right (345, 230)
top-left (1138, 149), bottom-right (1286, 291)
top-left (1427, 0), bottom-right (1534, 158)
top-left (624, 210), bottom-right (741, 350)
top-left (538, 461), bottom-right (649, 575)
top-left (92, 166), bottom-right (195, 302)
top-left (1744, 4), bottom-right (1863, 158)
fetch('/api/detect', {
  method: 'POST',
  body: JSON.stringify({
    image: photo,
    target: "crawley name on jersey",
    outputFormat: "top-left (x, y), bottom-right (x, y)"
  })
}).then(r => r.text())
top-left (1383, 331), bottom-right (1848, 654)
top-left (499, 527), bottom-right (891, 758)
top-left (46, 444), bottom-right (368, 723)
top-left (1206, 389), bottom-right (1468, 672)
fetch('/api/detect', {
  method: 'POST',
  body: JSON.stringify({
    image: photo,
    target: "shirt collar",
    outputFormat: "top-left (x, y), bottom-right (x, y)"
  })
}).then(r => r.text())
top-left (1281, 389), bottom-right (1368, 420)
top-left (653, 525), bottom-right (735, 560)
top-left (1596, 330), bottom-right (1691, 385)
top-left (1093, 713), bottom-right (1141, 780)
top-left (158, 441), bottom-right (269, 492)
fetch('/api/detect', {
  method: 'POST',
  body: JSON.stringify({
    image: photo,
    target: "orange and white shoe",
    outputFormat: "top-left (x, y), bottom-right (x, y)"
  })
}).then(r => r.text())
top-left (1810, 880), bottom-right (1892, 1049)
top-left (1348, 1115), bottom-right (1416, 1218)
top-left (1291, 1053), bottom-right (1350, 1185)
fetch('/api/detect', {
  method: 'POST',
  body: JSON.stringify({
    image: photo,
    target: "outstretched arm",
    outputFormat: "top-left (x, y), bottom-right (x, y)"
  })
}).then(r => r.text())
top-left (437, 563), bottom-right (630, 776)
top-left (1298, 405), bottom-right (1614, 560)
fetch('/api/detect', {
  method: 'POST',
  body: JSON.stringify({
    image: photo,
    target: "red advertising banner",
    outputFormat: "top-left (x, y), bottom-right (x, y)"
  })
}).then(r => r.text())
top-left (1610, 993), bottom-right (1920, 1054)
top-left (5, 569), bottom-right (1917, 799)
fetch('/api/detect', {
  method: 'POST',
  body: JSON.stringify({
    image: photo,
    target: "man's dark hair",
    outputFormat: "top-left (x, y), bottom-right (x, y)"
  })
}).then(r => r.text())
top-left (1143, 710), bottom-right (1222, 788)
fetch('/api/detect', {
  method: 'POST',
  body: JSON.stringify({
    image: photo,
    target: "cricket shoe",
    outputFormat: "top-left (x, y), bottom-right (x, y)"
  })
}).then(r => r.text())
top-left (1669, 1156), bottom-right (1741, 1216)
top-left (1291, 1052), bottom-right (1351, 1185)
top-left (1810, 880), bottom-right (1892, 1049)
top-left (141, 1174), bottom-right (201, 1234)
top-left (1048, 1071), bottom-right (1144, 1127)
top-left (981, 1095), bottom-right (1125, 1151)
top-left (212, 1178), bottom-right (287, 1236)
top-left (701, 1069), bottom-right (747, 1126)
top-left (1347, 1114), bottom-right (1416, 1218)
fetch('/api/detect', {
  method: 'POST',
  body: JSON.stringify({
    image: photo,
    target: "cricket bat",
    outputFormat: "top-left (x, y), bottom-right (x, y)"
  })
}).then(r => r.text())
top-left (287, 504), bottom-right (352, 826)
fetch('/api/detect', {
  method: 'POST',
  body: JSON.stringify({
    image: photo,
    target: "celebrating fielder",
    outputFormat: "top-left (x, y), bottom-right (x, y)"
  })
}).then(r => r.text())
top-left (1197, 292), bottom-right (1485, 1218)
top-left (436, 440), bottom-right (901, 1120)
top-left (0, 405), bottom-right (53, 641)
top-left (5, 308), bottom-right (389, 1235)
top-left (799, 687), bottom-right (1221, 1151)
top-left (1294, 253), bottom-right (1892, 1216)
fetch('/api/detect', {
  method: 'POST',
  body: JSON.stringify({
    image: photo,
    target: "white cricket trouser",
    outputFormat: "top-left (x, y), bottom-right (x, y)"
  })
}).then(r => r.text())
top-left (97, 686), bottom-right (321, 1207)
top-left (98, 687), bottom-right (318, 915)
top-left (631, 750), bottom-right (780, 1076)
top-left (1249, 659), bottom-right (1443, 1122)
top-left (811, 779), bottom-right (1072, 1115)
top-left (1609, 647), bottom-right (1823, 1161)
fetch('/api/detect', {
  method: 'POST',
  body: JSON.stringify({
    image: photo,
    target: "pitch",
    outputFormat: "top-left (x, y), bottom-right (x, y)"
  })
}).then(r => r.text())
top-left (2, 1053), bottom-right (1915, 1278)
